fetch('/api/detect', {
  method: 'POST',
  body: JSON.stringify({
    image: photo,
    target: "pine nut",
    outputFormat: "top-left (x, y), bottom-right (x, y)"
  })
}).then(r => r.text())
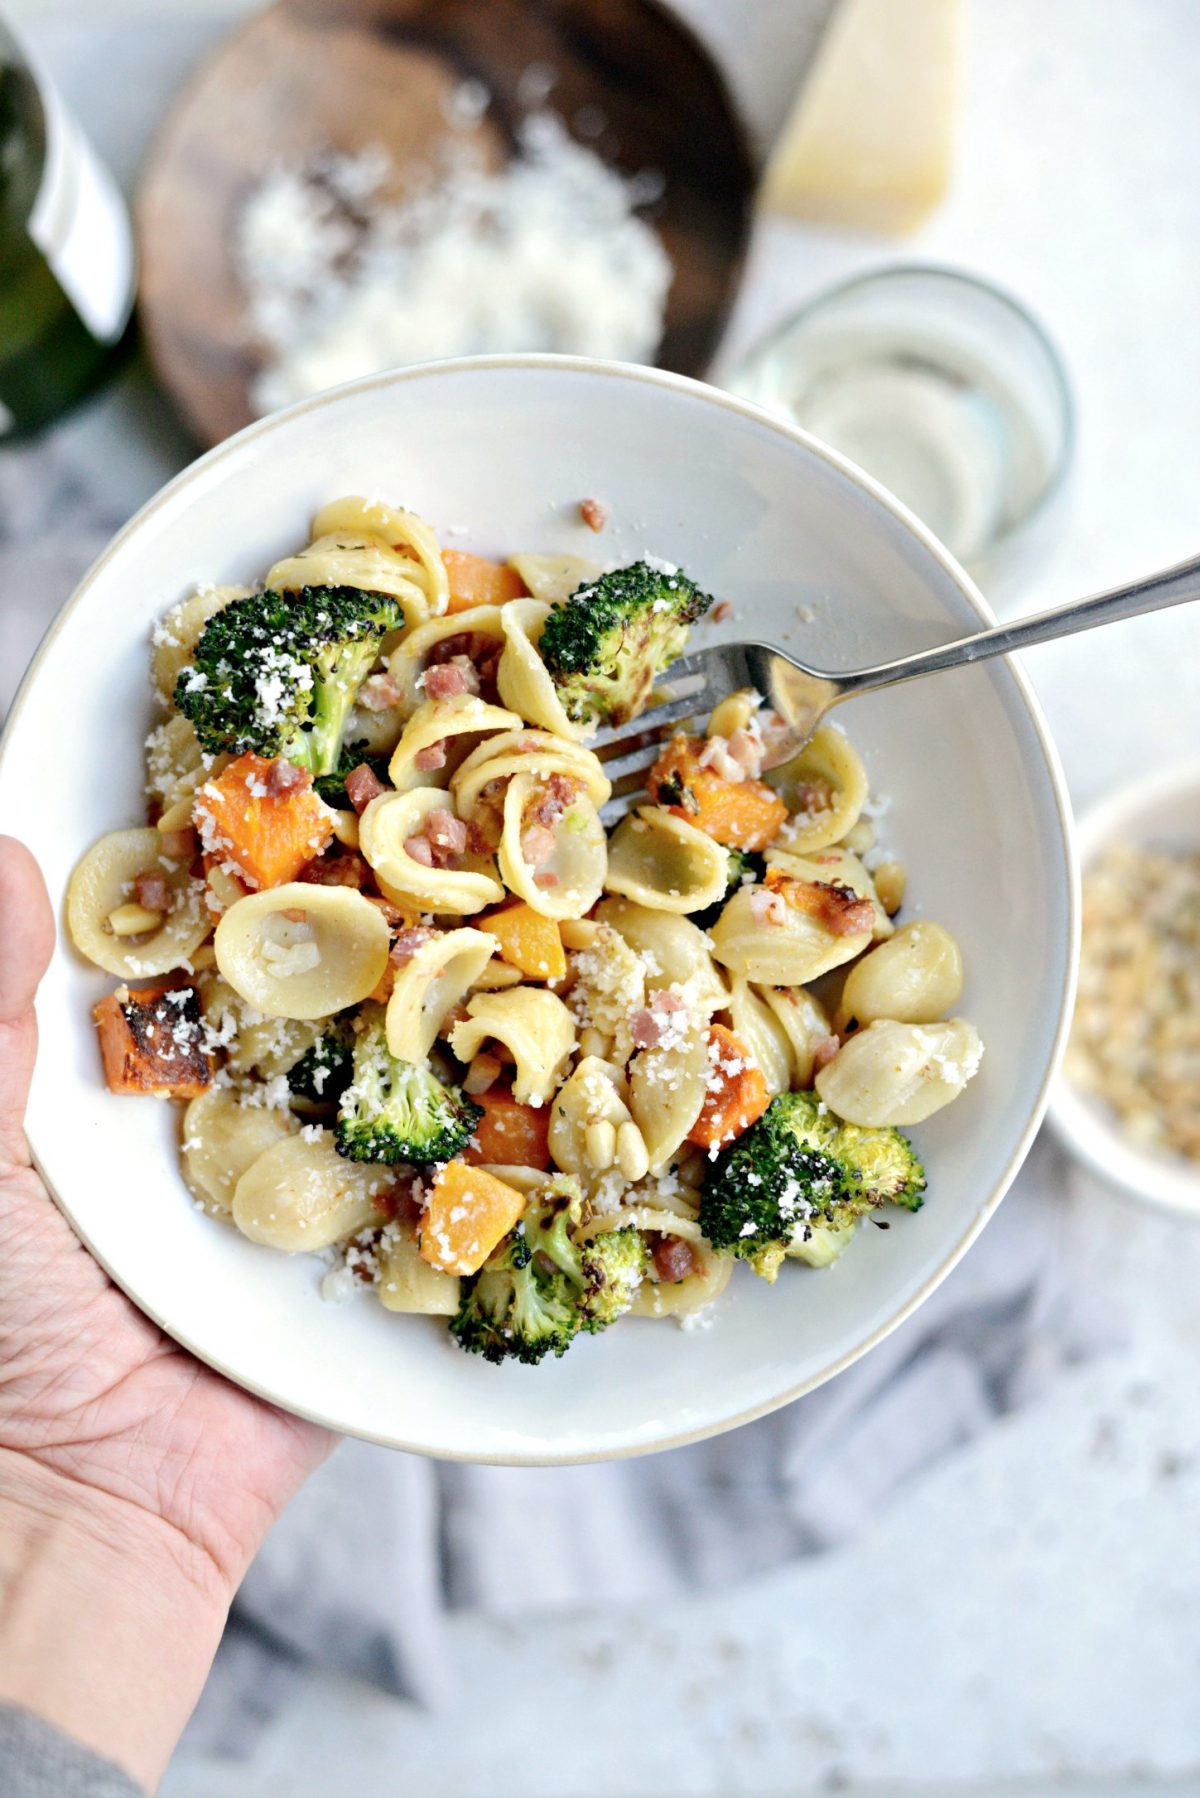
top-left (616, 1120), bottom-right (649, 1181)
top-left (578, 1027), bottom-right (611, 1060)
top-left (585, 1121), bottom-right (616, 1169)
top-left (107, 902), bottom-right (164, 937)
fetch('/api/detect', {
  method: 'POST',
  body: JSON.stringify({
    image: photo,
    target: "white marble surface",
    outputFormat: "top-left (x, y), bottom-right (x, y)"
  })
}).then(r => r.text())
top-left (5, 1), bottom-right (1200, 1793)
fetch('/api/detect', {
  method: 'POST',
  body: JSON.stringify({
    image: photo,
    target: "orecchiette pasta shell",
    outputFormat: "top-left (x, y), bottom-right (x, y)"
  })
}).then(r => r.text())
top-left (548, 1056), bottom-right (631, 1174)
top-left (507, 552), bottom-right (602, 604)
top-left (498, 772), bottom-right (607, 920)
top-left (837, 921), bottom-right (964, 1031)
top-left (181, 1086), bottom-right (296, 1215)
top-left (449, 988), bottom-right (577, 1107)
top-left (376, 1222), bottom-right (460, 1315)
top-left (266, 532), bottom-right (428, 630)
top-left (385, 928), bottom-right (496, 1063)
top-left (232, 1131), bottom-right (390, 1250)
top-left (768, 846), bottom-right (894, 941)
top-left (386, 604), bottom-right (506, 718)
top-left (150, 584), bottom-right (248, 701)
top-left (145, 714), bottom-right (207, 809)
top-left (497, 598), bottom-right (591, 742)
top-left (214, 883), bottom-right (390, 1019)
top-left (604, 807), bottom-right (729, 915)
top-left (387, 695), bottom-right (522, 792)
top-left (451, 728), bottom-right (611, 816)
top-left (67, 827), bottom-right (212, 978)
top-left (359, 788), bottom-right (504, 914)
top-left (757, 983), bottom-right (833, 1089)
top-left (768, 724), bottom-right (869, 854)
top-left (311, 496), bottom-right (450, 613)
top-left (710, 886), bottom-right (872, 986)
top-left (581, 1208), bottom-right (729, 1317)
top-left (815, 1018), bottom-right (984, 1126)
top-left (629, 1023), bottom-right (710, 1173)
top-left (721, 977), bottom-right (792, 1097)
top-left (595, 897), bottom-right (727, 1011)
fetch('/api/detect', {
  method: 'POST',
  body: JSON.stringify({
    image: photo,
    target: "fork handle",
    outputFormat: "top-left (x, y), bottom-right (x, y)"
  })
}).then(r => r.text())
top-left (838, 549), bottom-right (1200, 698)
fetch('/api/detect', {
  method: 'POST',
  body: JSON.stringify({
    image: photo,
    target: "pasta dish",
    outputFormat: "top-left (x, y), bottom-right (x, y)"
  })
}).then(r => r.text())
top-left (67, 496), bottom-right (983, 1365)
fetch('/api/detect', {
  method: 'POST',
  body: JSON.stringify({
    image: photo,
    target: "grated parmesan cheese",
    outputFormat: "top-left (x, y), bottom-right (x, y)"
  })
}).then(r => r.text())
top-left (236, 112), bottom-right (672, 414)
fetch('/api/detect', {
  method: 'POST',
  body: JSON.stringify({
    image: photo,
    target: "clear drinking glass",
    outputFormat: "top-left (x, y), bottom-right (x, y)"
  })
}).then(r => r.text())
top-left (728, 266), bottom-right (1075, 574)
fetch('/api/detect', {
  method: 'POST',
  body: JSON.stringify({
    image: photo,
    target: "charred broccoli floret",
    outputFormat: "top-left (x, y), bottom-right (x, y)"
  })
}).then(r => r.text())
top-left (450, 1177), bottom-right (647, 1364)
top-left (175, 584), bottom-right (401, 777)
top-left (335, 1011), bottom-right (481, 1165)
top-left (699, 1091), bottom-right (926, 1281)
top-left (287, 1027), bottom-right (354, 1108)
top-left (537, 559), bottom-right (714, 728)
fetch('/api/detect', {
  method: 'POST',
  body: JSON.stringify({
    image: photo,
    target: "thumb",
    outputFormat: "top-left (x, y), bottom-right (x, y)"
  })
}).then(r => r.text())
top-left (0, 837), bottom-right (56, 1171)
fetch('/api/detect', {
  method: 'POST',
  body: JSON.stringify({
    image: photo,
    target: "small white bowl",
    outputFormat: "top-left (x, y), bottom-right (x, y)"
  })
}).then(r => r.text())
top-left (0, 355), bottom-right (1075, 1462)
top-left (1050, 761), bottom-right (1200, 1217)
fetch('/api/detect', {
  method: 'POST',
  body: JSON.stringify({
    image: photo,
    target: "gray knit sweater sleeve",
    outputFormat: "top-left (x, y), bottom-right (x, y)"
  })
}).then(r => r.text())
top-left (0, 1706), bottom-right (144, 1797)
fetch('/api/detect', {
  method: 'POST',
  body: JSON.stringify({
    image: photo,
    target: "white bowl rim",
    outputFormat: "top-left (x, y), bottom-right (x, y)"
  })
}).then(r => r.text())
top-left (1049, 756), bottom-right (1200, 1219)
top-left (0, 352), bottom-right (1080, 1460)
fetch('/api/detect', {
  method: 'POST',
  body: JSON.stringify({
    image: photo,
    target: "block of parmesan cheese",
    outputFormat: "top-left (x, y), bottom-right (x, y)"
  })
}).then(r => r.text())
top-left (761, 0), bottom-right (961, 234)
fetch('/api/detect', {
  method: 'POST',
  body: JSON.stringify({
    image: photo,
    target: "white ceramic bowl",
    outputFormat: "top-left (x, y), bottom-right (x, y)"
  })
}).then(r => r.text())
top-left (1050, 761), bottom-right (1200, 1216)
top-left (0, 356), bottom-right (1076, 1462)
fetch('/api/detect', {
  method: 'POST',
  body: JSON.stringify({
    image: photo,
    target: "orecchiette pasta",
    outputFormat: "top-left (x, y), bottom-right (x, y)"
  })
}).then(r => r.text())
top-left (767, 724), bottom-right (869, 854)
top-left (498, 772), bottom-right (607, 920)
top-left (814, 1018), bottom-right (984, 1126)
top-left (450, 727), bottom-right (611, 817)
top-left (629, 1025), bottom-right (710, 1173)
top-left (214, 884), bottom-right (390, 1019)
top-left (709, 883), bottom-right (873, 986)
top-left (181, 1086), bottom-right (296, 1214)
top-left (376, 1221), bottom-right (461, 1315)
top-left (387, 695), bottom-right (522, 792)
top-left (449, 988), bottom-right (576, 1106)
top-left (311, 496), bottom-right (450, 614)
top-left (768, 846), bottom-right (894, 941)
top-left (358, 787), bottom-right (505, 914)
top-left (67, 827), bottom-right (211, 978)
top-left (507, 553), bottom-right (601, 603)
top-left (595, 897), bottom-right (727, 1012)
top-left (757, 983), bottom-right (833, 1090)
top-left (267, 533), bottom-right (429, 631)
top-left (604, 807), bottom-right (729, 915)
top-left (77, 492), bottom-right (985, 1367)
top-left (385, 928), bottom-right (496, 1063)
top-left (385, 603), bottom-right (507, 717)
top-left (232, 1130), bottom-right (390, 1250)
top-left (836, 921), bottom-right (964, 1031)
top-left (497, 599), bottom-right (591, 742)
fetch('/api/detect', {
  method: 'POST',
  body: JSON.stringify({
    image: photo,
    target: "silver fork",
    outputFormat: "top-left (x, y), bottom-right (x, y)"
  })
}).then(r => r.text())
top-left (595, 550), bottom-right (1200, 822)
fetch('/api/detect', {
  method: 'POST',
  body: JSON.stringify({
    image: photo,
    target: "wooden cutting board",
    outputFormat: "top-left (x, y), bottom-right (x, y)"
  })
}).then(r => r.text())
top-left (137, 0), bottom-right (756, 446)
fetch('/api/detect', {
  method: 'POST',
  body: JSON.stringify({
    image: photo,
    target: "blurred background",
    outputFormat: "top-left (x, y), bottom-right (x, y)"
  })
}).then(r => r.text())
top-left (3, 1), bottom-right (1200, 1794)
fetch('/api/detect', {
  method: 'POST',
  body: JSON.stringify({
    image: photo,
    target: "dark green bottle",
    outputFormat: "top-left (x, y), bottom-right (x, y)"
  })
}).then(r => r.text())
top-left (0, 18), bottom-right (135, 440)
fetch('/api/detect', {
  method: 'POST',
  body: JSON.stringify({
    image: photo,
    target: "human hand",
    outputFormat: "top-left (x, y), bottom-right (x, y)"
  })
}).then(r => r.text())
top-left (0, 837), bottom-right (332, 1790)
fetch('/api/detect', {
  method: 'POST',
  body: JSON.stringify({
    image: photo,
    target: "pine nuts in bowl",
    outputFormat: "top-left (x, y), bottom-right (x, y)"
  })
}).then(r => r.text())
top-left (1051, 761), bottom-right (1200, 1216)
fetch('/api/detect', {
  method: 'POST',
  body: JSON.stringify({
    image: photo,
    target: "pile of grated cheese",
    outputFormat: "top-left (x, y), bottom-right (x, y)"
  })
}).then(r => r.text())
top-left (236, 111), bottom-right (672, 415)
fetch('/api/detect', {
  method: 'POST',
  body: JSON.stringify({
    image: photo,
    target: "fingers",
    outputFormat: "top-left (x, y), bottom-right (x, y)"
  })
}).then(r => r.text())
top-left (0, 837), bottom-right (56, 1171)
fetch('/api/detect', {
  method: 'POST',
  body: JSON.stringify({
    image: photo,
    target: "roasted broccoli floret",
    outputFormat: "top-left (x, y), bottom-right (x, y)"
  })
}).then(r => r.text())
top-left (335, 1011), bottom-right (481, 1164)
top-left (313, 743), bottom-right (390, 809)
top-left (692, 846), bottom-right (764, 928)
top-left (699, 1091), bottom-right (926, 1280)
top-left (175, 584), bottom-right (401, 777)
top-left (287, 1027), bottom-right (354, 1108)
top-left (450, 1177), bottom-right (647, 1364)
top-left (537, 559), bottom-right (715, 728)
